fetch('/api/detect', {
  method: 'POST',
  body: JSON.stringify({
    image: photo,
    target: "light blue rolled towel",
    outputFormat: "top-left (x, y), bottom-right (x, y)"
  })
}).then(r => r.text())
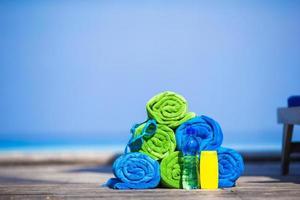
top-left (176, 116), bottom-right (223, 151)
top-left (106, 152), bottom-right (160, 189)
top-left (218, 147), bottom-right (244, 188)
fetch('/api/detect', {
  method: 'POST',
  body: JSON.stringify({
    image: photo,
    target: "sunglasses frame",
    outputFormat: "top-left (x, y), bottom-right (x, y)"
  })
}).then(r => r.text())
top-left (125, 119), bottom-right (157, 153)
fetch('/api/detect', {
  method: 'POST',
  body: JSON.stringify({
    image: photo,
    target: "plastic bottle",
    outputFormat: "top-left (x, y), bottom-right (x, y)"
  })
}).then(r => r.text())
top-left (182, 127), bottom-right (200, 189)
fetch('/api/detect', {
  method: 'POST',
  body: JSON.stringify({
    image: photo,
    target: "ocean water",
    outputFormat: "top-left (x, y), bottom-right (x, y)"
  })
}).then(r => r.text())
top-left (0, 130), bottom-right (287, 153)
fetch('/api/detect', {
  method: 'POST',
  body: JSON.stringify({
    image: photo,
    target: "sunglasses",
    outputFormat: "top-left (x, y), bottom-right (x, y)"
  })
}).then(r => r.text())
top-left (125, 119), bottom-right (157, 153)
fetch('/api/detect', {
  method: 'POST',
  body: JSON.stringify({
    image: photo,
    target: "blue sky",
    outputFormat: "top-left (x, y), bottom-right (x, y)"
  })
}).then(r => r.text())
top-left (0, 0), bottom-right (300, 149)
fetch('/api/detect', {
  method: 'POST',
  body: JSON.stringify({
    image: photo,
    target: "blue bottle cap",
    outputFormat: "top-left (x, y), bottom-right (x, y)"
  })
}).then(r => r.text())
top-left (186, 127), bottom-right (195, 135)
top-left (182, 127), bottom-right (200, 156)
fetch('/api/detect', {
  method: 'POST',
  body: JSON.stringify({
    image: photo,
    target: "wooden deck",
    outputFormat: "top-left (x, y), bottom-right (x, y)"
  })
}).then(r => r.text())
top-left (0, 162), bottom-right (300, 200)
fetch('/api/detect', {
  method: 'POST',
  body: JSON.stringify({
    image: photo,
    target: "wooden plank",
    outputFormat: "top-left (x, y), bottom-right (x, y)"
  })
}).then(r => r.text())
top-left (0, 163), bottom-right (300, 200)
top-left (277, 107), bottom-right (300, 124)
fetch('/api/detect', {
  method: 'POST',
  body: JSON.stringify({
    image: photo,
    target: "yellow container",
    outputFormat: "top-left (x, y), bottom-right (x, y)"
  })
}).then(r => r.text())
top-left (199, 151), bottom-right (219, 189)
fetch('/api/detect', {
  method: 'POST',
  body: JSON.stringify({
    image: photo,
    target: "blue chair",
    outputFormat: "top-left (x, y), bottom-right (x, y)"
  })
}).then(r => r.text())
top-left (277, 96), bottom-right (300, 175)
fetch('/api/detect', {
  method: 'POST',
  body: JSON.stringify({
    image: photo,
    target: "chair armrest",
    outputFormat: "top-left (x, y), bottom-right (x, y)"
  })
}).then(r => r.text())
top-left (277, 107), bottom-right (300, 125)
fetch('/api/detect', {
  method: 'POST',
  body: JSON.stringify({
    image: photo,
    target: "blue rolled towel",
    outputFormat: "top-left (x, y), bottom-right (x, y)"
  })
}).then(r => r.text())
top-left (106, 152), bottom-right (160, 189)
top-left (217, 147), bottom-right (244, 188)
top-left (176, 116), bottom-right (223, 151)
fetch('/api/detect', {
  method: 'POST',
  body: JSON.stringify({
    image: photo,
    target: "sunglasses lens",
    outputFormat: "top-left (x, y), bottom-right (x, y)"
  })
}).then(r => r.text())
top-left (129, 137), bottom-right (143, 151)
top-left (144, 122), bottom-right (157, 138)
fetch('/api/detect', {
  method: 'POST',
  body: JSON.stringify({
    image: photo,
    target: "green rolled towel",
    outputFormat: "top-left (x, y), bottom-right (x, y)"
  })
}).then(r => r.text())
top-left (133, 123), bottom-right (176, 160)
top-left (160, 151), bottom-right (183, 189)
top-left (146, 91), bottom-right (196, 129)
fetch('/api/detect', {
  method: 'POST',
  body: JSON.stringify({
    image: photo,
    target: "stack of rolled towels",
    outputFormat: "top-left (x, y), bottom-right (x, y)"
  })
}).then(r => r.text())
top-left (106, 91), bottom-right (244, 189)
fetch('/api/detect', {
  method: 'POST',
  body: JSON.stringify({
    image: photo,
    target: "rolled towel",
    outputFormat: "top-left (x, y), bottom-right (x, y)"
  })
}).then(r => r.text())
top-left (146, 91), bottom-right (196, 129)
top-left (217, 147), bottom-right (244, 188)
top-left (160, 151), bottom-right (183, 189)
top-left (132, 123), bottom-right (176, 160)
top-left (176, 116), bottom-right (223, 151)
top-left (106, 152), bottom-right (160, 189)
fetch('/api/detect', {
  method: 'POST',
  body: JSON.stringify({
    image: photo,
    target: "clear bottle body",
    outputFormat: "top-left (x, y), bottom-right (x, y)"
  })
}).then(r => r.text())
top-left (182, 155), bottom-right (199, 189)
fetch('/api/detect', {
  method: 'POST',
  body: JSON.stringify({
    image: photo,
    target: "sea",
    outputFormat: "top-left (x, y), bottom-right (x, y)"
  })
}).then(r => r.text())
top-left (0, 131), bottom-right (285, 153)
